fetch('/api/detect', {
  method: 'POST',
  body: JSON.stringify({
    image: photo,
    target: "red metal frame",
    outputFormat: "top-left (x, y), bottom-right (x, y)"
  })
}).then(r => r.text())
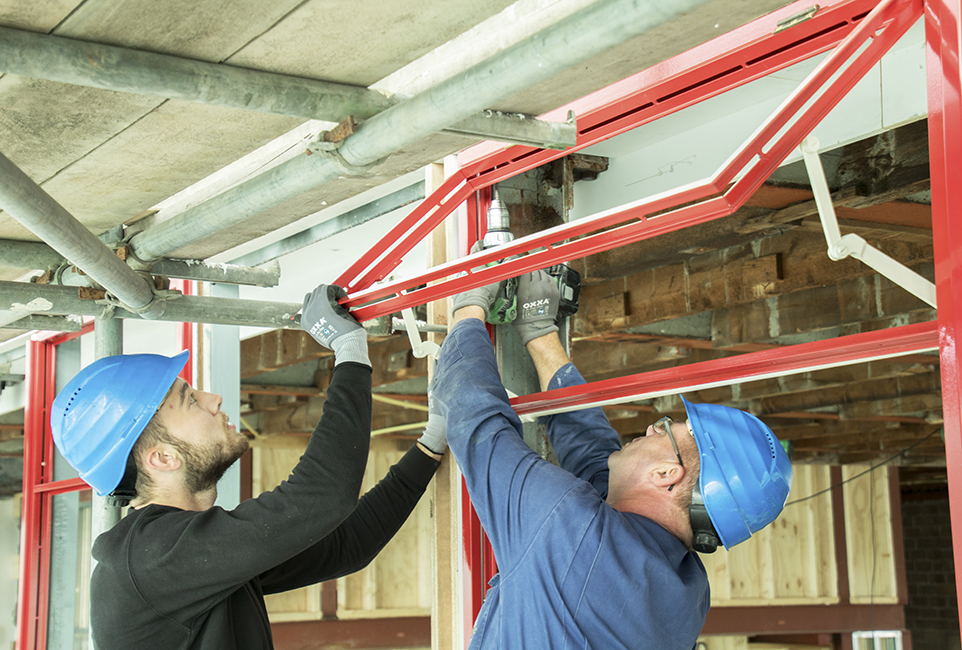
top-left (511, 322), bottom-right (939, 416)
top-left (925, 0), bottom-right (962, 631)
top-left (335, 0), bottom-right (918, 323)
top-left (17, 322), bottom-right (93, 650)
top-left (458, 189), bottom-right (498, 640)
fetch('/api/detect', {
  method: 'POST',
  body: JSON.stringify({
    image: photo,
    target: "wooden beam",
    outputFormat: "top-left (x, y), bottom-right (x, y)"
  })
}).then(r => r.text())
top-left (750, 371), bottom-right (940, 417)
top-left (271, 616), bottom-right (430, 650)
top-left (241, 329), bottom-right (330, 379)
top-left (712, 268), bottom-right (935, 349)
top-left (701, 603), bottom-right (904, 635)
top-left (573, 229), bottom-right (932, 339)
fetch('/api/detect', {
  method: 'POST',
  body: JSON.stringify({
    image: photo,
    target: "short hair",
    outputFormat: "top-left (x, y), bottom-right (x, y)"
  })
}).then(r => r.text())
top-left (674, 444), bottom-right (701, 507)
top-left (129, 415), bottom-right (193, 499)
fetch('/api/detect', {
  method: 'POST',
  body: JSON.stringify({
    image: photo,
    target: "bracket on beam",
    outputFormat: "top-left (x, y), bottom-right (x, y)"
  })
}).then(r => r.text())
top-left (444, 110), bottom-right (577, 150)
top-left (800, 136), bottom-right (936, 308)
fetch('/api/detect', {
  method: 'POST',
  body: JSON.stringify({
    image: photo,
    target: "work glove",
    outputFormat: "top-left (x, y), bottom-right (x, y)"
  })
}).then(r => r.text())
top-left (451, 241), bottom-right (506, 320)
top-left (301, 284), bottom-right (370, 367)
top-left (451, 278), bottom-right (505, 321)
top-left (513, 269), bottom-right (560, 345)
top-left (417, 387), bottom-right (446, 455)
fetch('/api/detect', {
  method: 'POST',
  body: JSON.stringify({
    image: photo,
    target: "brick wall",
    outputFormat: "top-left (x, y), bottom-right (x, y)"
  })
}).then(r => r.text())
top-left (902, 494), bottom-right (961, 650)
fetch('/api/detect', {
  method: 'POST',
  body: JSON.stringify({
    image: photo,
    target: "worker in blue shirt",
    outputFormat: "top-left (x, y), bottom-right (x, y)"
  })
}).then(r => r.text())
top-left (433, 269), bottom-right (793, 649)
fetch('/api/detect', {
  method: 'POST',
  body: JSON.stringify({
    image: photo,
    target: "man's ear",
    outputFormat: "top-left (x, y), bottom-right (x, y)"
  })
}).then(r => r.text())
top-left (649, 462), bottom-right (685, 490)
top-left (143, 445), bottom-right (182, 474)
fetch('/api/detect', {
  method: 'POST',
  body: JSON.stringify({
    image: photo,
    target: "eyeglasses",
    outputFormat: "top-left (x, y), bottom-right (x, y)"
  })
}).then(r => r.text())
top-left (652, 415), bottom-right (684, 491)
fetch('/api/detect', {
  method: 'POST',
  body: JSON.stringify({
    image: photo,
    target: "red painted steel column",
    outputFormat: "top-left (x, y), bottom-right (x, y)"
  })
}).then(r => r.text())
top-left (925, 0), bottom-right (962, 634)
top-left (17, 339), bottom-right (53, 650)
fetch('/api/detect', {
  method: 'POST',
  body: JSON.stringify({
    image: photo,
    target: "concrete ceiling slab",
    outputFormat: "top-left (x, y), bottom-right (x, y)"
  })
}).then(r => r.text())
top-left (0, 0), bottom-right (795, 280)
top-left (228, 0), bottom-right (520, 86)
top-left (54, 0), bottom-right (305, 58)
top-left (0, 0), bottom-right (79, 32)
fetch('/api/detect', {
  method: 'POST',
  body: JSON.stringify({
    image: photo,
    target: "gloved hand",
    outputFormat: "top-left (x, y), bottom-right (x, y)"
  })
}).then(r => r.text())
top-left (514, 269), bottom-right (560, 345)
top-left (451, 278), bottom-right (505, 320)
top-left (451, 241), bottom-right (505, 320)
top-left (301, 284), bottom-right (370, 367)
top-left (417, 387), bottom-right (446, 455)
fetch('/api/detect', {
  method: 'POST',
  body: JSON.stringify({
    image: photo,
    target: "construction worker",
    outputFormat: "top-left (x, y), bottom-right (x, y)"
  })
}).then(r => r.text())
top-left (50, 284), bottom-right (446, 650)
top-left (436, 269), bottom-right (793, 649)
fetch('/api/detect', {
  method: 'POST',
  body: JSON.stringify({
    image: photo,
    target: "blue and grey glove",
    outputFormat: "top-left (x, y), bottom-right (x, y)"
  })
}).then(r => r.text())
top-left (514, 269), bottom-right (560, 345)
top-left (417, 388), bottom-right (446, 455)
top-left (301, 284), bottom-right (370, 367)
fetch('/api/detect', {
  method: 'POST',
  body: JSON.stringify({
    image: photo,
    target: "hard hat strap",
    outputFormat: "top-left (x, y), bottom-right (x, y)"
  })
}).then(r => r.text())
top-left (106, 454), bottom-right (138, 507)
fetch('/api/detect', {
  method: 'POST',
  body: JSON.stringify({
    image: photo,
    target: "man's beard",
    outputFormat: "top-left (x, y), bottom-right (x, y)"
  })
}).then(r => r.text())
top-left (180, 435), bottom-right (249, 495)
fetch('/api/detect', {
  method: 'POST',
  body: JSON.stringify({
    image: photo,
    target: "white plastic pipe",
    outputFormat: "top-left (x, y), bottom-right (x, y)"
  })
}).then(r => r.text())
top-left (799, 136), bottom-right (936, 308)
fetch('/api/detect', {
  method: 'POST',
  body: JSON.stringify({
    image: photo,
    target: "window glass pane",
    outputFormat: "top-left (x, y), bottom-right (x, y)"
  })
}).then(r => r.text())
top-left (46, 491), bottom-right (91, 650)
top-left (52, 338), bottom-right (82, 482)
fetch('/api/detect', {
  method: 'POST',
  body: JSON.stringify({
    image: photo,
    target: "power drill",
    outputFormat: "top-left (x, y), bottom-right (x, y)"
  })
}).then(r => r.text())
top-left (481, 187), bottom-right (580, 325)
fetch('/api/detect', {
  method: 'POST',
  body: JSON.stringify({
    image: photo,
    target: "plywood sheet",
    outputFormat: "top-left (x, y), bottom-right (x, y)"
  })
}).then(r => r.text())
top-left (701, 465), bottom-right (838, 607)
top-left (843, 465), bottom-right (898, 604)
top-left (256, 435), bottom-right (434, 621)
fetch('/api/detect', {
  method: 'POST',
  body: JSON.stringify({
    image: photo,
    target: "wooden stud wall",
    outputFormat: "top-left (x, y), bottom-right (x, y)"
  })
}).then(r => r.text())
top-left (702, 466), bottom-right (839, 607)
top-left (255, 437), bottom-right (435, 622)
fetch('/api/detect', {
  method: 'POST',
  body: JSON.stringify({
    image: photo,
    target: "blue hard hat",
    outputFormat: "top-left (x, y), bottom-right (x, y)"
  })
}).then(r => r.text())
top-left (50, 350), bottom-right (189, 496)
top-left (682, 396), bottom-right (792, 550)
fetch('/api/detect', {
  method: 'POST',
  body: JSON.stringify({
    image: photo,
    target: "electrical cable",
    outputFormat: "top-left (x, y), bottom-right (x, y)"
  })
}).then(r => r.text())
top-left (784, 427), bottom-right (942, 507)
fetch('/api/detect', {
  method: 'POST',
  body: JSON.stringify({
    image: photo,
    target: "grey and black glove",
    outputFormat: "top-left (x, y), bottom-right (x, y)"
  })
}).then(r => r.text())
top-left (451, 241), bottom-right (506, 320)
top-left (301, 284), bottom-right (370, 367)
top-left (451, 277), bottom-right (505, 321)
top-left (417, 387), bottom-right (446, 455)
top-left (514, 269), bottom-right (560, 345)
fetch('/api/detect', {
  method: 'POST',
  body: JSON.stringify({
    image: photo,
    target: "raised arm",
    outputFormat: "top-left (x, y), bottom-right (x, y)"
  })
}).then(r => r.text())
top-left (124, 285), bottom-right (376, 616)
top-left (514, 271), bottom-right (622, 496)
top-left (435, 305), bottom-right (591, 569)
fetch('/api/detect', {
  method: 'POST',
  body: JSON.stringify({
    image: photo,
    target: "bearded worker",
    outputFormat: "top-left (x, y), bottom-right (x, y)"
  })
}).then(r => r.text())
top-left (50, 284), bottom-right (446, 650)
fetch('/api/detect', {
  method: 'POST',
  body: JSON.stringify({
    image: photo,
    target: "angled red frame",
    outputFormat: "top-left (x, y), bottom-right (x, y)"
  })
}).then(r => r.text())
top-left (335, 0), bottom-right (919, 322)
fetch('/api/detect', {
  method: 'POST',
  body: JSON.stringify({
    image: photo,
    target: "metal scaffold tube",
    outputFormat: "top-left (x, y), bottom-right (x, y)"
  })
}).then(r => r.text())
top-left (0, 26), bottom-right (574, 151)
top-left (128, 0), bottom-right (710, 262)
top-left (0, 25), bottom-right (395, 122)
top-left (0, 239), bottom-right (64, 271)
top-left (0, 281), bottom-right (301, 330)
top-left (0, 150), bottom-right (162, 316)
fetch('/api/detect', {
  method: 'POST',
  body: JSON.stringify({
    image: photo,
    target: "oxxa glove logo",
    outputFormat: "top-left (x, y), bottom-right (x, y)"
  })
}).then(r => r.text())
top-left (522, 299), bottom-right (550, 309)
top-left (310, 317), bottom-right (338, 341)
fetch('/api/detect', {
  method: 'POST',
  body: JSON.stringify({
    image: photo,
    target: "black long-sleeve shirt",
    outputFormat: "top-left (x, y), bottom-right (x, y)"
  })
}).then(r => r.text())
top-left (90, 362), bottom-right (440, 649)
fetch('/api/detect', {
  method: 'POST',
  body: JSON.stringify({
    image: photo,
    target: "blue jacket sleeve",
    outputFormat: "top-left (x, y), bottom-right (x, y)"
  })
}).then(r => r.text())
top-left (541, 363), bottom-right (622, 499)
top-left (432, 319), bottom-right (591, 569)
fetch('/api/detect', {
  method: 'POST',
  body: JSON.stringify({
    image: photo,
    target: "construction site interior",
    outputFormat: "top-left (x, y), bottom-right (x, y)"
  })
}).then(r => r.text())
top-left (0, 0), bottom-right (960, 649)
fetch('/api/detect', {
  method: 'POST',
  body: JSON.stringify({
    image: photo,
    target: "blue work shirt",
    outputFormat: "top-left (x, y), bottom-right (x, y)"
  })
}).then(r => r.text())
top-left (433, 319), bottom-right (710, 650)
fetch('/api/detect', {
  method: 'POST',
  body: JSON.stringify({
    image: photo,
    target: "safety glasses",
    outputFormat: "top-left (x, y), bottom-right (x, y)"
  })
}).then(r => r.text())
top-left (652, 415), bottom-right (684, 491)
